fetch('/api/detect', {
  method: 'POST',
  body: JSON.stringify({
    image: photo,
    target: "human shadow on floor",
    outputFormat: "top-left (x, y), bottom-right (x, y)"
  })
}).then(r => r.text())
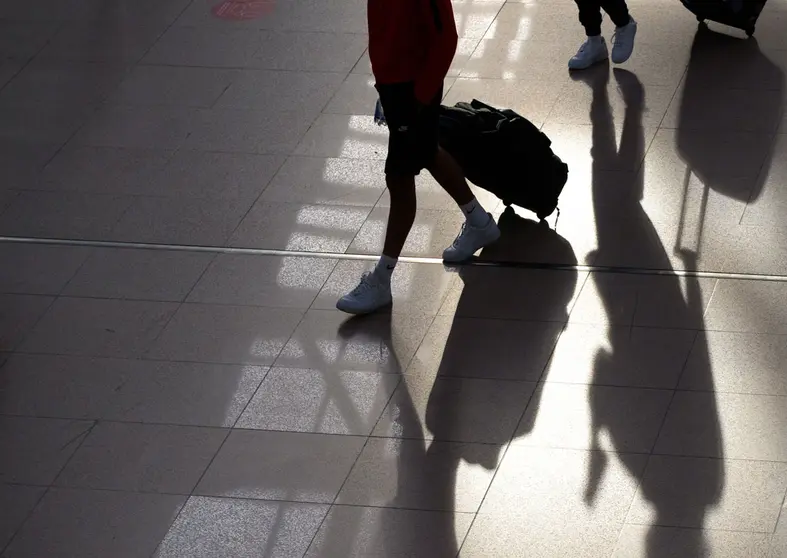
top-left (320, 214), bottom-right (578, 557)
top-left (580, 65), bottom-right (725, 556)
top-left (676, 24), bottom-right (783, 207)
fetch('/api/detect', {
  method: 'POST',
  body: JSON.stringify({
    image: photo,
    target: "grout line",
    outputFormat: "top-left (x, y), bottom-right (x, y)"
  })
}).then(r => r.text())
top-left (4, 235), bottom-right (787, 283)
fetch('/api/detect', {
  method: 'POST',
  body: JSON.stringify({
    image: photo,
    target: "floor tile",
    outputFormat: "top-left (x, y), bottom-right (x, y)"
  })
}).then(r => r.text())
top-left (64, 248), bottom-right (213, 301)
top-left (0, 21), bottom-right (61, 60)
top-left (405, 315), bottom-right (562, 381)
top-left (374, 375), bottom-right (535, 444)
top-left (0, 59), bottom-right (129, 107)
top-left (236, 367), bottom-right (399, 435)
top-left (306, 506), bottom-right (474, 558)
top-left (185, 107), bottom-right (314, 154)
top-left (444, 77), bottom-right (564, 128)
top-left (726, 227), bottom-right (787, 276)
top-left (569, 273), bottom-right (717, 329)
top-left (0, 139), bottom-right (61, 190)
top-left (229, 201), bottom-right (371, 252)
top-left (663, 82), bottom-right (783, 133)
top-left (515, 383), bottom-right (672, 453)
top-left (55, 422), bottom-right (227, 494)
top-left (0, 103), bottom-right (94, 145)
top-left (148, 303), bottom-right (303, 365)
top-left (0, 355), bottom-right (267, 427)
top-left (259, 156), bottom-right (385, 207)
top-left (0, 244), bottom-right (90, 295)
top-left (153, 496), bottom-right (328, 558)
top-left (0, 191), bottom-right (134, 240)
top-left (153, 150), bottom-right (284, 202)
top-left (109, 196), bottom-right (251, 246)
top-left (36, 22), bottom-right (166, 63)
top-left (312, 260), bottom-right (456, 315)
top-left (274, 310), bottom-right (434, 374)
top-left (107, 65), bottom-right (240, 108)
top-left (646, 128), bottom-right (775, 199)
top-left (680, 331), bottom-right (787, 396)
top-left (323, 73), bottom-right (379, 116)
top-left (215, 70), bottom-right (343, 116)
top-left (0, 484), bottom-right (45, 550)
top-left (549, 75), bottom-right (674, 129)
top-left (142, 26), bottom-right (263, 67)
top-left (461, 513), bottom-right (622, 558)
top-left (249, 31), bottom-right (367, 72)
top-left (704, 279), bottom-right (787, 334)
top-left (480, 446), bottom-right (647, 524)
top-left (0, 417), bottom-right (94, 485)
top-left (462, 38), bottom-right (576, 82)
top-left (73, 105), bottom-right (197, 150)
top-left (21, 297), bottom-right (178, 358)
top-left (338, 437), bottom-right (499, 512)
top-left (189, 254), bottom-right (336, 309)
top-left (656, 391), bottom-right (787, 461)
top-left (0, 59), bottom-right (24, 89)
top-left (100, 360), bottom-right (268, 427)
top-left (38, 145), bottom-right (173, 195)
top-left (349, 207), bottom-right (467, 258)
top-left (261, 132), bottom-right (359, 178)
top-left (613, 524), bottom-right (774, 558)
top-left (440, 266), bottom-right (582, 322)
top-left (294, 114), bottom-right (389, 159)
top-left (545, 323), bottom-right (697, 388)
top-left (627, 455), bottom-right (787, 532)
top-left (4, 488), bottom-right (185, 558)
top-left (0, 294), bottom-right (54, 352)
top-left (542, 120), bottom-right (658, 174)
top-left (196, 430), bottom-right (364, 502)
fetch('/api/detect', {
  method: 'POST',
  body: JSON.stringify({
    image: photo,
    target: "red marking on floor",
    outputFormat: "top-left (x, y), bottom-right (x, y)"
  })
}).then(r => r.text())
top-left (211, 0), bottom-right (274, 20)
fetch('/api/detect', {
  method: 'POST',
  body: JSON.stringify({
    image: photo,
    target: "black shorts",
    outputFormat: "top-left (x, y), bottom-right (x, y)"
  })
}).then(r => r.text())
top-left (376, 82), bottom-right (443, 177)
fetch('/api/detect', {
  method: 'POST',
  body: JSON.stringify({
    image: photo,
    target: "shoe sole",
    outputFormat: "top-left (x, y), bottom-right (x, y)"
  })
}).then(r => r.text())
top-left (336, 300), bottom-right (392, 315)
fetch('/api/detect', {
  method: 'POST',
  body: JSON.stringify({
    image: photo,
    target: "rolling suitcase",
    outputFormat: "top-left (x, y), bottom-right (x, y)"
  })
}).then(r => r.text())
top-left (438, 100), bottom-right (568, 220)
top-left (680, 0), bottom-right (768, 36)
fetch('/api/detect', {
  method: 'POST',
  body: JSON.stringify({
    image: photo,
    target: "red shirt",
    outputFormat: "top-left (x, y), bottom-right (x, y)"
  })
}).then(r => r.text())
top-left (367, 0), bottom-right (459, 104)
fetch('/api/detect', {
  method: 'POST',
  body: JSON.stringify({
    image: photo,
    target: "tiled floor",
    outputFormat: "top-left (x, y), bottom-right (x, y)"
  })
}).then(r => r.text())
top-left (2, 0), bottom-right (787, 556)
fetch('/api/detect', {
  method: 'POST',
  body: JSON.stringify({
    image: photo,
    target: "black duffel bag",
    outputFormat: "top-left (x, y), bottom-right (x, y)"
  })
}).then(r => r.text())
top-left (438, 99), bottom-right (568, 221)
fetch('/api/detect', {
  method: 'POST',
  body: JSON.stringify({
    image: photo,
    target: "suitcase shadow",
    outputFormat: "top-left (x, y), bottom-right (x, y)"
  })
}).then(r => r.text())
top-left (677, 24), bottom-right (784, 205)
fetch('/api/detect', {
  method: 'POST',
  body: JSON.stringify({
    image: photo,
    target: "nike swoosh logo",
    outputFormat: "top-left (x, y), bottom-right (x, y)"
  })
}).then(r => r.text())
top-left (386, 265), bottom-right (395, 270)
top-left (466, 207), bottom-right (475, 214)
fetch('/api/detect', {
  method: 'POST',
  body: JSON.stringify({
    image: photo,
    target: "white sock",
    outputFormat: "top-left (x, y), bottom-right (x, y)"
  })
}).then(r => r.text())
top-left (373, 254), bottom-right (397, 284)
top-left (460, 198), bottom-right (490, 228)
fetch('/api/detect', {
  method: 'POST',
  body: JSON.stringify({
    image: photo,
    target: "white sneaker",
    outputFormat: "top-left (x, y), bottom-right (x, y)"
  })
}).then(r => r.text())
top-left (442, 214), bottom-right (501, 263)
top-left (568, 37), bottom-right (609, 70)
top-left (611, 18), bottom-right (637, 64)
top-left (336, 272), bottom-right (392, 315)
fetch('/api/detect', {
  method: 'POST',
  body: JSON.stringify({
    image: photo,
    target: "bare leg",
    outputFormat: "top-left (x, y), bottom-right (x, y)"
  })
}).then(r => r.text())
top-left (382, 174), bottom-right (417, 259)
top-left (426, 146), bottom-right (475, 207)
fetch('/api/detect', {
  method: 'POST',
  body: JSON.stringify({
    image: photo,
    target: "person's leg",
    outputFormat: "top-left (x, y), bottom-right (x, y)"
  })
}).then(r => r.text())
top-left (601, 0), bottom-right (637, 64)
top-left (381, 174), bottom-right (417, 260)
top-left (418, 95), bottom-right (500, 262)
top-left (337, 84), bottom-right (418, 314)
top-left (569, 0), bottom-right (609, 70)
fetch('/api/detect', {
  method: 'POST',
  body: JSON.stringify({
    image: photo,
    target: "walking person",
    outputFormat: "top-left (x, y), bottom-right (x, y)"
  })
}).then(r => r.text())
top-left (569, 0), bottom-right (638, 70)
top-left (337, 0), bottom-right (500, 315)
